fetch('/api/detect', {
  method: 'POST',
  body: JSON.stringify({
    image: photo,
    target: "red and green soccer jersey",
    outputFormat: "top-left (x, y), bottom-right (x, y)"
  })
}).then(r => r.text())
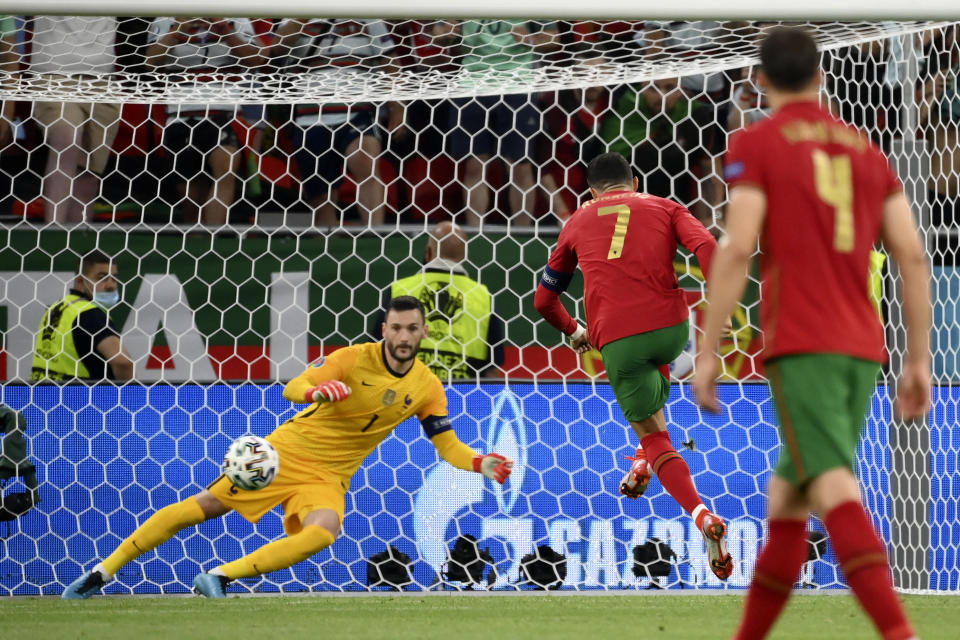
top-left (535, 190), bottom-right (716, 351)
top-left (724, 100), bottom-right (902, 364)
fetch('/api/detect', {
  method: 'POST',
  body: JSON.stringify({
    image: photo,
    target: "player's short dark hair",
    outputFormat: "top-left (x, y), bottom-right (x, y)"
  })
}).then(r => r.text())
top-left (386, 295), bottom-right (425, 322)
top-left (586, 152), bottom-right (634, 192)
top-left (79, 250), bottom-right (112, 275)
top-left (760, 26), bottom-right (820, 92)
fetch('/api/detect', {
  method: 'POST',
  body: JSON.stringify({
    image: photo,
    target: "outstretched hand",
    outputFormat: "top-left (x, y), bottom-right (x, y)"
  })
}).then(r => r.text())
top-left (473, 453), bottom-right (514, 484)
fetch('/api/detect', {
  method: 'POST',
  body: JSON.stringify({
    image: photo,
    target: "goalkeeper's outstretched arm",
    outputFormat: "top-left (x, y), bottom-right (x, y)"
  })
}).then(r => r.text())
top-left (423, 417), bottom-right (514, 484)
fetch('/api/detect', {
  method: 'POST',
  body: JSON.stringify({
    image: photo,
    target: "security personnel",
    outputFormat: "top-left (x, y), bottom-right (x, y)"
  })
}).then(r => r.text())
top-left (32, 250), bottom-right (134, 382)
top-left (371, 222), bottom-right (504, 379)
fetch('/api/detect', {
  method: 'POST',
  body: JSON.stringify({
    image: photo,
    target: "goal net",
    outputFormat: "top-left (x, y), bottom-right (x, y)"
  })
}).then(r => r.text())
top-left (0, 16), bottom-right (956, 595)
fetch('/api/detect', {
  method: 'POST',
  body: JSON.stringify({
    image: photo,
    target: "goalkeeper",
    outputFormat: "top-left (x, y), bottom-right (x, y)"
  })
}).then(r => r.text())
top-left (63, 296), bottom-right (514, 599)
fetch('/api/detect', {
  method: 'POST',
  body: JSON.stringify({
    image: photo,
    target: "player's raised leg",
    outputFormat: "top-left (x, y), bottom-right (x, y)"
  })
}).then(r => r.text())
top-left (628, 408), bottom-right (733, 581)
top-left (603, 324), bottom-right (733, 580)
top-left (62, 491), bottom-right (228, 599)
top-left (193, 479), bottom-right (344, 598)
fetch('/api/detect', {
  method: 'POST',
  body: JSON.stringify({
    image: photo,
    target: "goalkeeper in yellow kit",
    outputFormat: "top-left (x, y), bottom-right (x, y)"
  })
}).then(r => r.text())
top-left (63, 296), bottom-right (514, 599)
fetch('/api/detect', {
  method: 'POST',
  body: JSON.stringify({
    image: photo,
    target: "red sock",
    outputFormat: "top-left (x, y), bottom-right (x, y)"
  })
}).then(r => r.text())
top-left (640, 431), bottom-right (703, 515)
top-left (824, 501), bottom-right (915, 640)
top-left (733, 519), bottom-right (808, 640)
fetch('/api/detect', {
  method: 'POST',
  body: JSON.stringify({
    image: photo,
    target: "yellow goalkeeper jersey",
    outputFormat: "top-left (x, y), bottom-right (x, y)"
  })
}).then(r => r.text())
top-left (268, 342), bottom-right (451, 486)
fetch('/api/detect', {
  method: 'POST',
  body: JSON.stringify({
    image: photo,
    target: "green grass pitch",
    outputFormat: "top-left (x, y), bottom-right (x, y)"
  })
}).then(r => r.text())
top-left (2, 593), bottom-right (957, 639)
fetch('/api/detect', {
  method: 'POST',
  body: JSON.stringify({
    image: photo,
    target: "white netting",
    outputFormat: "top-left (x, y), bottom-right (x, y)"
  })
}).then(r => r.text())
top-left (0, 17), bottom-right (956, 595)
top-left (0, 19), bottom-right (948, 104)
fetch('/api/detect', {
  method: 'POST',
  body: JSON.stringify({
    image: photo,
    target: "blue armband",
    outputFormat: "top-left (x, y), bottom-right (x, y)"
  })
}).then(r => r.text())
top-left (540, 266), bottom-right (574, 293)
top-left (421, 414), bottom-right (453, 438)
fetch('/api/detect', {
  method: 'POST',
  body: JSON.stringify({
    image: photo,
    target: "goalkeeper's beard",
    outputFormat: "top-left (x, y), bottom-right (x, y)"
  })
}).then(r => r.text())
top-left (386, 338), bottom-right (420, 363)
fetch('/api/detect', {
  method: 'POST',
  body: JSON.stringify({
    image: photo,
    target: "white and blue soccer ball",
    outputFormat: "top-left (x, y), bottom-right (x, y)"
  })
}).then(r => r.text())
top-left (223, 435), bottom-right (279, 491)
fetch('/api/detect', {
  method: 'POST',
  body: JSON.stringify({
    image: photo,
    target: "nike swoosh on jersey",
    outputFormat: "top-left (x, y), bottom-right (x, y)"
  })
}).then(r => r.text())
top-left (361, 381), bottom-right (374, 386)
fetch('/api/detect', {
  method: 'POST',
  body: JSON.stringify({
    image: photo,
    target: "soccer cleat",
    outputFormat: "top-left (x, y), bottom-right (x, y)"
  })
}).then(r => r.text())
top-left (700, 512), bottom-right (734, 580)
top-left (62, 570), bottom-right (106, 599)
top-left (619, 448), bottom-right (652, 499)
top-left (193, 572), bottom-right (231, 599)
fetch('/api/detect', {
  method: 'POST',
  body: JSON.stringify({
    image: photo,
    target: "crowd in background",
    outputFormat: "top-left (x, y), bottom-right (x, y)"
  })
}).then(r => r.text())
top-left (0, 17), bottom-right (956, 234)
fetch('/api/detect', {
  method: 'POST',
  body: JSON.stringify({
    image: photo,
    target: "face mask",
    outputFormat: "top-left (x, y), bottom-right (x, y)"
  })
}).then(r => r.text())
top-left (94, 290), bottom-right (120, 309)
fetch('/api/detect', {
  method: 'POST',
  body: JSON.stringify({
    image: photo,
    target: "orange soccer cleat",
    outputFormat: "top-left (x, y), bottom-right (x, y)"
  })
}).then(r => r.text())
top-left (698, 511), bottom-right (734, 580)
top-left (619, 448), bottom-right (652, 498)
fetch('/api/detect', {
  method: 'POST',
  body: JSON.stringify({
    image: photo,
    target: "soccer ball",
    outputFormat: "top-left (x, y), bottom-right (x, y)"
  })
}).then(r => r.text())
top-left (223, 435), bottom-right (279, 491)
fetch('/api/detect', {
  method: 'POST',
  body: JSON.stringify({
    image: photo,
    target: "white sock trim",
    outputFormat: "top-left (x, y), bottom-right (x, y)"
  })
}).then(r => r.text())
top-left (92, 562), bottom-right (112, 581)
top-left (691, 504), bottom-right (708, 524)
top-left (570, 323), bottom-right (587, 342)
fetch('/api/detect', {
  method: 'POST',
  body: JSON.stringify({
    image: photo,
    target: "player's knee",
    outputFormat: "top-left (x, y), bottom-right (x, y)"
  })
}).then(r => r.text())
top-left (300, 524), bottom-right (337, 552)
top-left (191, 491), bottom-right (230, 519)
top-left (300, 507), bottom-right (341, 535)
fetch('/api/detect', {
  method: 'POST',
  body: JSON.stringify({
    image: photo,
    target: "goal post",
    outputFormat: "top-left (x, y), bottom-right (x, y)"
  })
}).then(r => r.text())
top-left (0, 14), bottom-right (956, 595)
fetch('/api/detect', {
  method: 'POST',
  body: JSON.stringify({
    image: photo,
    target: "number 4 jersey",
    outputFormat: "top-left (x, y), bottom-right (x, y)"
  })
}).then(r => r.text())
top-left (725, 100), bottom-right (902, 364)
top-left (539, 190), bottom-right (716, 350)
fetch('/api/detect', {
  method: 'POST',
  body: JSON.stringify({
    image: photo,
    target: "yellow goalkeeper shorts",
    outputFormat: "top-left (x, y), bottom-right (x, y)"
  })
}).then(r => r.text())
top-left (207, 443), bottom-right (347, 536)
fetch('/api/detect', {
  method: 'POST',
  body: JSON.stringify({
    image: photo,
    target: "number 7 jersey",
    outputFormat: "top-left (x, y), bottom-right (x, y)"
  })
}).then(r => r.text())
top-left (542, 190), bottom-right (717, 350)
top-left (724, 101), bottom-right (902, 364)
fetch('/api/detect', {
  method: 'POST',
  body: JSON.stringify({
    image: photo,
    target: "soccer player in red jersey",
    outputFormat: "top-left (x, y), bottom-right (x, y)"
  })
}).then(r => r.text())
top-left (534, 151), bottom-right (734, 581)
top-left (694, 27), bottom-right (930, 640)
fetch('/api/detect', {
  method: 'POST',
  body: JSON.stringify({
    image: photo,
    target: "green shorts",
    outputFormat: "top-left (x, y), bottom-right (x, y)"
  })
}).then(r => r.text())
top-left (601, 321), bottom-right (689, 422)
top-left (766, 354), bottom-right (881, 488)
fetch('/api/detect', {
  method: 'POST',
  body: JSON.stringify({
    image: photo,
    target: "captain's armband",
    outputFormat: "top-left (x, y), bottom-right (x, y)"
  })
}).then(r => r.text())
top-left (540, 266), bottom-right (574, 293)
top-left (421, 415), bottom-right (453, 438)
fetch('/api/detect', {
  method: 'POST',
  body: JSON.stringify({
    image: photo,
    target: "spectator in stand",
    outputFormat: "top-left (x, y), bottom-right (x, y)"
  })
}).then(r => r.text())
top-left (825, 39), bottom-right (901, 152)
top-left (370, 221), bottom-right (505, 379)
top-left (639, 21), bottom-right (733, 105)
top-left (32, 250), bottom-right (134, 382)
top-left (145, 17), bottom-right (266, 227)
top-left (29, 16), bottom-right (120, 224)
top-left (440, 19), bottom-right (559, 227)
top-left (0, 17), bottom-right (18, 149)
top-left (383, 20), bottom-right (460, 222)
top-left (273, 19), bottom-right (403, 227)
top-left (569, 20), bottom-right (641, 61)
top-left (390, 20), bottom-right (459, 161)
top-left (538, 51), bottom-right (609, 222)
top-left (727, 67), bottom-right (770, 132)
top-left (600, 75), bottom-right (724, 227)
top-left (920, 31), bottom-right (960, 266)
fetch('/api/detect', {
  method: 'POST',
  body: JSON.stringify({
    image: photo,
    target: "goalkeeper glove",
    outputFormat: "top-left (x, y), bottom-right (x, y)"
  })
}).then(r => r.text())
top-left (305, 380), bottom-right (352, 404)
top-left (473, 453), bottom-right (514, 484)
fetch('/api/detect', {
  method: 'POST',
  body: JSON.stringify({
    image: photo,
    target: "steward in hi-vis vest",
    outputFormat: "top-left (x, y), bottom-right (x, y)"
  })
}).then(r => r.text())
top-left (371, 222), bottom-right (504, 380)
top-left (31, 251), bottom-right (134, 382)
top-left (391, 269), bottom-right (493, 379)
top-left (33, 293), bottom-right (102, 380)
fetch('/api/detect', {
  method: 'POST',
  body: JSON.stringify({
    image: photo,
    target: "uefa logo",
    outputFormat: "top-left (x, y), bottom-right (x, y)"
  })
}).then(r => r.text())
top-left (486, 390), bottom-right (527, 513)
top-left (414, 389), bottom-right (527, 574)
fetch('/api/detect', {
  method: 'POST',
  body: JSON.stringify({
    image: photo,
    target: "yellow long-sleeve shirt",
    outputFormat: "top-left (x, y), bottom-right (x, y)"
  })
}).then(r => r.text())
top-left (272, 342), bottom-right (477, 488)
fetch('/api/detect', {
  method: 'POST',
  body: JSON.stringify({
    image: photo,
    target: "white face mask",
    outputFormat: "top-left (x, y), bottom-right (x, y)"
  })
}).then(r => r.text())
top-left (94, 290), bottom-right (120, 309)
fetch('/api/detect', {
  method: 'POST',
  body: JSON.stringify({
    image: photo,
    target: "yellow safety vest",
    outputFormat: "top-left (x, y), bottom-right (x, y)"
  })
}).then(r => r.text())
top-left (32, 294), bottom-right (98, 381)
top-left (392, 271), bottom-right (493, 379)
top-left (869, 250), bottom-right (886, 320)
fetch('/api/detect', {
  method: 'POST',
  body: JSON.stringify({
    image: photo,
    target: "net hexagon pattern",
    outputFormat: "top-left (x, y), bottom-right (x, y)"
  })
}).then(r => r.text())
top-left (0, 18), bottom-right (957, 595)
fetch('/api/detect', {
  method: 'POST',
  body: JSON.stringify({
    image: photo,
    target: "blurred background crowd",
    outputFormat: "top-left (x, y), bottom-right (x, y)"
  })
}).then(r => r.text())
top-left (0, 17), bottom-right (955, 233)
